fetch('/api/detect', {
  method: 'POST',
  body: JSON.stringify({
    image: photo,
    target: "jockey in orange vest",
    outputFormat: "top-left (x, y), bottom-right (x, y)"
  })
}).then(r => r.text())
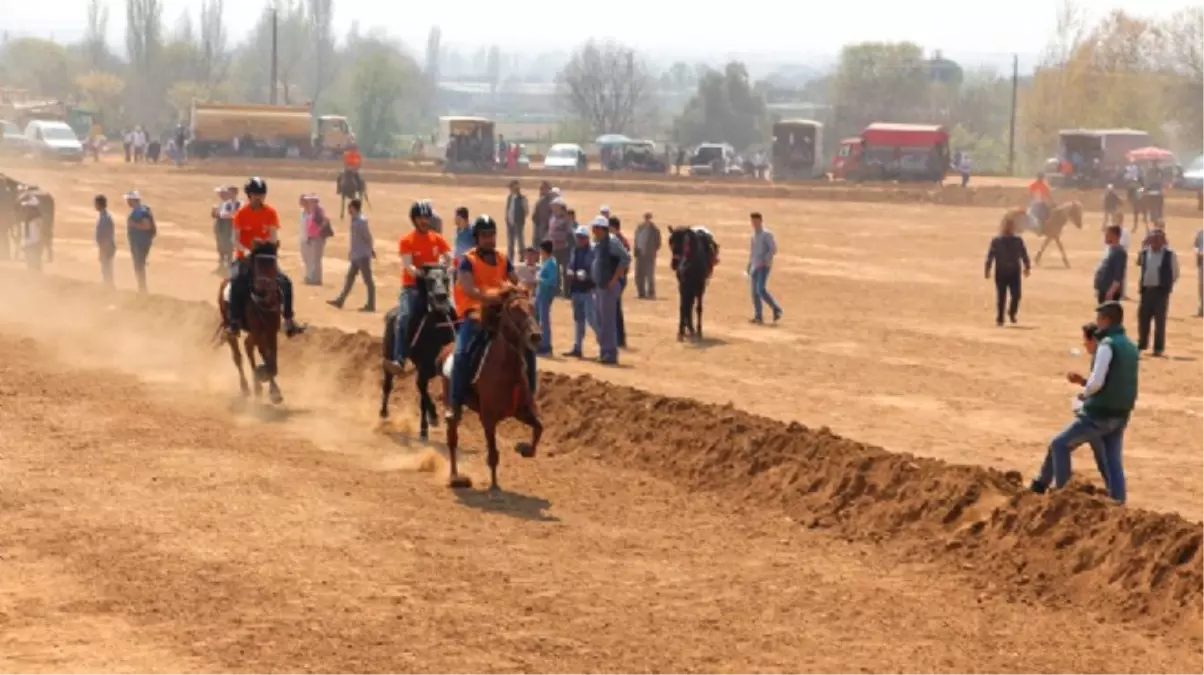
top-left (446, 215), bottom-right (534, 422)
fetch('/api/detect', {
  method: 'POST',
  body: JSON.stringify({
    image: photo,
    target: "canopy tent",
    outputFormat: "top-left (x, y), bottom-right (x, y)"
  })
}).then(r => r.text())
top-left (1125, 146), bottom-right (1174, 163)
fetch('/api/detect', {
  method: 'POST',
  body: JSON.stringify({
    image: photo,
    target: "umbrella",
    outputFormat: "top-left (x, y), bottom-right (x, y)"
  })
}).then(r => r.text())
top-left (595, 134), bottom-right (633, 146)
top-left (1126, 146), bottom-right (1174, 163)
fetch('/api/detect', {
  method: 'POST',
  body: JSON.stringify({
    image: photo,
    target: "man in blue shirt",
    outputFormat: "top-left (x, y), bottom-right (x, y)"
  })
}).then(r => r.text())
top-left (124, 190), bottom-right (156, 293)
top-left (563, 225), bottom-right (598, 358)
top-left (590, 216), bottom-right (631, 365)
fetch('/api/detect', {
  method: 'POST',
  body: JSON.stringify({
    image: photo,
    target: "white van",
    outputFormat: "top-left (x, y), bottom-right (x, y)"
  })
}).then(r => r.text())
top-left (542, 143), bottom-right (587, 171)
top-left (24, 120), bottom-right (84, 161)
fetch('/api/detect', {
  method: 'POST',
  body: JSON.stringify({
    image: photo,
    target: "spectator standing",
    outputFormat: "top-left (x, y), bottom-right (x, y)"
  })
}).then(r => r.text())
top-left (94, 194), bottom-right (116, 287)
top-left (327, 198), bottom-right (376, 312)
top-left (590, 216), bottom-right (630, 365)
top-left (748, 212), bottom-right (783, 323)
top-left (1094, 225), bottom-right (1126, 304)
top-left (132, 126), bottom-right (147, 162)
top-left (124, 190), bottom-right (156, 293)
top-left (122, 128), bottom-right (133, 163)
top-left (516, 246), bottom-right (539, 293)
top-left (19, 195), bottom-right (43, 271)
top-left (609, 216), bottom-right (630, 348)
top-left (423, 199), bottom-right (445, 235)
top-left (306, 196), bottom-right (332, 285)
top-left (1031, 302), bottom-right (1136, 504)
top-left (535, 240), bottom-right (559, 355)
top-left (531, 181), bottom-right (553, 245)
top-left (958, 153), bottom-right (971, 187)
top-left (548, 197), bottom-right (572, 296)
top-left (1134, 228), bottom-right (1178, 356)
top-left (214, 186), bottom-right (239, 273)
top-left (675, 147), bottom-right (686, 175)
top-left (564, 226), bottom-right (598, 358)
top-left (504, 180), bottom-right (528, 260)
top-left (984, 217), bottom-right (1031, 325)
top-left (1103, 184), bottom-right (1121, 227)
top-left (452, 206), bottom-right (474, 267)
top-left (633, 211), bottom-right (661, 299)
top-left (1194, 227), bottom-right (1203, 317)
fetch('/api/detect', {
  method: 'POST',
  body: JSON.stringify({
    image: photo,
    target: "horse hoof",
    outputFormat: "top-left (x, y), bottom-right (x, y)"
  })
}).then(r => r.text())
top-left (514, 442), bottom-right (536, 459)
top-left (269, 392), bottom-right (284, 405)
top-left (419, 430), bottom-right (429, 442)
top-left (379, 409), bottom-right (389, 419)
top-left (448, 475), bottom-right (473, 489)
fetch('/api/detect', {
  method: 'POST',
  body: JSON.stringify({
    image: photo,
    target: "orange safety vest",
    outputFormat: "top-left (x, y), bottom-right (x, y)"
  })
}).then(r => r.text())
top-left (343, 149), bottom-right (362, 170)
top-left (456, 249), bottom-right (509, 316)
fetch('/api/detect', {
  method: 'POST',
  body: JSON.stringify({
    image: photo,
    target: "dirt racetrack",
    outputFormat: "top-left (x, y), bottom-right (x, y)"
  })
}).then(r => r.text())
top-left (1, 158), bottom-right (1202, 672)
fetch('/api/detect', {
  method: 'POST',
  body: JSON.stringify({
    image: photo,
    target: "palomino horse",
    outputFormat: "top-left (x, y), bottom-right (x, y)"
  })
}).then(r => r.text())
top-left (668, 226), bottom-right (719, 341)
top-left (437, 287), bottom-right (543, 491)
top-left (335, 169), bottom-right (369, 219)
top-left (1003, 201), bottom-right (1083, 268)
top-left (379, 264), bottom-right (457, 440)
top-left (217, 245), bottom-right (284, 404)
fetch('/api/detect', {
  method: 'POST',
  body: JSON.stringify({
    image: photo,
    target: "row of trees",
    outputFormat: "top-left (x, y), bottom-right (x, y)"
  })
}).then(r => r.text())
top-left (555, 4), bottom-right (1202, 172)
top-left (0, 1), bottom-right (1198, 169)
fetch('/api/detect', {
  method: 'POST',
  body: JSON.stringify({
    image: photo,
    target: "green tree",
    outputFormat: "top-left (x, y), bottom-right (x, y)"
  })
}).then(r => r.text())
top-left (672, 62), bottom-right (767, 151)
top-left (832, 42), bottom-right (928, 131)
top-left (347, 39), bottom-right (420, 152)
top-left (0, 38), bottom-right (78, 99)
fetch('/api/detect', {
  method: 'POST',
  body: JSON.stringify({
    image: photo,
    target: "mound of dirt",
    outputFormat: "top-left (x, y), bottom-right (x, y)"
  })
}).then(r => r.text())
top-left (5, 272), bottom-right (1201, 637)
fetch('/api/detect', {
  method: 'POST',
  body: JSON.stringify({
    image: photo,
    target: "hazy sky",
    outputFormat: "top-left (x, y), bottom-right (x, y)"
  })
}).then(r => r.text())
top-left (5, 0), bottom-right (1195, 62)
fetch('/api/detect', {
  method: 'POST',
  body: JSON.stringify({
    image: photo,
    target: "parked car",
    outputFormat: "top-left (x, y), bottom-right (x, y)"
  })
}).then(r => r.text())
top-left (689, 143), bottom-right (740, 176)
top-left (543, 143), bottom-right (587, 171)
top-left (24, 119), bottom-right (84, 161)
top-left (1178, 154), bottom-right (1203, 192)
top-left (1, 120), bottom-right (27, 154)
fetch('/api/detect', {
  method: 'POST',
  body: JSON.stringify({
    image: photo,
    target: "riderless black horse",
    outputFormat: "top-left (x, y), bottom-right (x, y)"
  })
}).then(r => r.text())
top-left (380, 263), bottom-right (458, 440)
top-left (667, 226), bottom-right (719, 342)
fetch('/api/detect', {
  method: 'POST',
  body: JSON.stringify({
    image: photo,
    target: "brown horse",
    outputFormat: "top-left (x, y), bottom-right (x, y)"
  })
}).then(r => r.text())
top-left (437, 287), bottom-right (543, 491)
top-left (1002, 201), bottom-right (1083, 268)
top-left (335, 169), bottom-right (369, 219)
top-left (216, 249), bottom-right (284, 404)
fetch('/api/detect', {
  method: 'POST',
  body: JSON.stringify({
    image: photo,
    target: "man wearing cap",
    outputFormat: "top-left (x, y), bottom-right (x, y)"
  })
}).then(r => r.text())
top-left (1134, 227), bottom-right (1179, 356)
top-left (590, 215), bottom-right (630, 365)
top-left (564, 225), bottom-right (598, 358)
top-left (125, 190), bottom-right (156, 293)
top-left (1031, 301), bottom-right (1137, 503)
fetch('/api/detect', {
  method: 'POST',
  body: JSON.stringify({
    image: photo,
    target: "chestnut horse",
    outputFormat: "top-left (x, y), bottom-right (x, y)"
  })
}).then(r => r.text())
top-left (216, 246), bottom-right (284, 404)
top-left (437, 287), bottom-right (543, 491)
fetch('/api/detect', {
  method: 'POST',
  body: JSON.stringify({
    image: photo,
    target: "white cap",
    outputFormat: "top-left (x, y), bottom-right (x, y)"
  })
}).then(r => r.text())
top-left (124, 190), bottom-right (141, 200)
top-left (574, 225), bottom-right (590, 237)
top-left (590, 215), bottom-right (609, 229)
top-left (552, 197), bottom-right (566, 207)
top-left (550, 187), bottom-right (561, 196)
top-left (600, 204), bottom-right (611, 213)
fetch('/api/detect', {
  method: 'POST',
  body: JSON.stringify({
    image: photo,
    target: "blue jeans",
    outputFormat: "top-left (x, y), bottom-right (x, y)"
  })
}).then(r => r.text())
top-left (570, 291), bottom-right (597, 352)
top-left (393, 286), bottom-right (420, 361)
top-left (449, 315), bottom-right (537, 406)
top-left (1036, 414), bottom-right (1128, 503)
top-left (750, 266), bottom-right (780, 320)
top-left (535, 291), bottom-right (554, 353)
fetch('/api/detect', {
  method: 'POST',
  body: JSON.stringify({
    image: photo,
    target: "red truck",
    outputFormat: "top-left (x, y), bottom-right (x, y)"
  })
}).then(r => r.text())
top-left (830, 123), bottom-right (950, 182)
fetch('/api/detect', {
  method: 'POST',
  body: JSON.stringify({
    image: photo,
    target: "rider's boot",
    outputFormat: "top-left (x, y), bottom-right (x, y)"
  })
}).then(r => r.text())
top-left (278, 272), bottom-right (308, 337)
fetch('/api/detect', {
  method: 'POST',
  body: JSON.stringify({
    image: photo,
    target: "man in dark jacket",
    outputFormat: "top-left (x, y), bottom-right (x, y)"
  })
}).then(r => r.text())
top-left (563, 225), bottom-right (598, 358)
top-left (531, 181), bottom-right (553, 245)
top-left (984, 218), bottom-right (1031, 325)
top-left (1031, 301), bottom-right (1137, 504)
top-left (1094, 225), bottom-right (1126, 304)
top-left (504, 179), bottom-right (528, 260)
top-left (1134, 228), bottom-right (1178, 356)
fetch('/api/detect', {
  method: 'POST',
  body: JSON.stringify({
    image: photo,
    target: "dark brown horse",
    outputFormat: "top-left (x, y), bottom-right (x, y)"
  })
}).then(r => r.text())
top-left (217, 249), bottom-right (284, 404)
top-left (335, 169), bottom-right (369, 219)
top-left (437, 287), bottom-right (543, 491)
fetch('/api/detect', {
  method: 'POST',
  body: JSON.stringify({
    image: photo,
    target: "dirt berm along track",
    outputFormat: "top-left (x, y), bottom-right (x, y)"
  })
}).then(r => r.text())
top-left (7, 271), bottom-right (1200, 641)
top-left (100, 157), bottom-right (1201, 217)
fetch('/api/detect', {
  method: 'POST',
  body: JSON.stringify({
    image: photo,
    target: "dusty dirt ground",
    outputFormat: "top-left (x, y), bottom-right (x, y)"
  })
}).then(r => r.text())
top-left (0, 158), bottom-right (1201, 673)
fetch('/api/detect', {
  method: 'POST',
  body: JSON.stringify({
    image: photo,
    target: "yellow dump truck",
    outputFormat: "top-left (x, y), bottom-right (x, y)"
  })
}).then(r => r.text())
top-left (189, 101), bottom-right (353, 158)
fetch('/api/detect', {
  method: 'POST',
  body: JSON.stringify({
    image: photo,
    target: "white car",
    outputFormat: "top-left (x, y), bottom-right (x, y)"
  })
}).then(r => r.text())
top-left (542, 143), bottom-right (587, 171)
top-left (1179, 154), bottom-right (1203, 192)
top-left (24, 120), bottom-right (84, 161)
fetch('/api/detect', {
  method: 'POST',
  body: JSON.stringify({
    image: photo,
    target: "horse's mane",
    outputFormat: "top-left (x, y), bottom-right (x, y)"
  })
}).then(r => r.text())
top-left (250, 241), bottom-right (278, 258)
top-left (479, 285), bottom-right (528, 332)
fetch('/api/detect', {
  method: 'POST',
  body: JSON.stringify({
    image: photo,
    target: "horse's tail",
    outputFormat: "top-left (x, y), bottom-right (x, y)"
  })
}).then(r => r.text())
top-left (213, 281), bottom-right (230, 347)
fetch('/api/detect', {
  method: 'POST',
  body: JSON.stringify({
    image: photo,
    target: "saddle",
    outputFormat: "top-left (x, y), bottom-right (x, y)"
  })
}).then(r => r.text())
top-left (441, 331), bottom-right (492, 385)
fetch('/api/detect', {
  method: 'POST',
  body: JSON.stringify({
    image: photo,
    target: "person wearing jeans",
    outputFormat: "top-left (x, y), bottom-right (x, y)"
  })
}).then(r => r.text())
top-left (327, 198), bottom-right (376, 312)
top-left (504, 180), bottom-right (528, 261)
top-left (535, 239), bottom-right (559, 355)
top-left (387, 201), bottom-right (451, 374)
top-left (747, 212), bottom-right (782, 323)
top-left (1031, 302), bottom-right (1137, 504)
top-left (563, 226), bottom-right (597, 357)
top-left (590, 216), bottom-right (630, 365)
top-left (984, 217), bottom-right (1031, 325)
top-left (124, 190), bottom-right (156, 293)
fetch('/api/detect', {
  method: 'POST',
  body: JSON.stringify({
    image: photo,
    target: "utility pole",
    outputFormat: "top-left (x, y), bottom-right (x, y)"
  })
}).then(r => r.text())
top-left (1006, 54), bottom-right (1016, 174)
top-left (270, 8), bottom-right (279, 104)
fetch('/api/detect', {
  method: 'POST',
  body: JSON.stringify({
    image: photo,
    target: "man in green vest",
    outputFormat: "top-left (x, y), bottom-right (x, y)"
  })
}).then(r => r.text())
top-left (1031, 301), bottom-right (1137, 503)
